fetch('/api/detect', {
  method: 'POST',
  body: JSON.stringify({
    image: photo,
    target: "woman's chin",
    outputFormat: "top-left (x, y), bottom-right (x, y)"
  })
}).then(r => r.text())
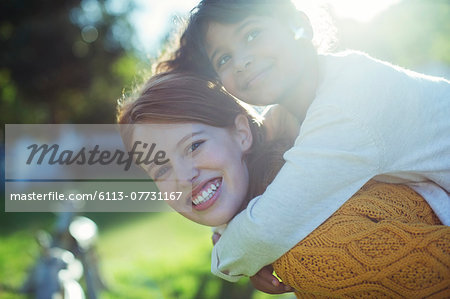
top-left (199, 214), bottom-right (234, 227)
top-left (181, 202), bottom-right (240, 227)
top-left (204, 217), bottom-right (230, 227)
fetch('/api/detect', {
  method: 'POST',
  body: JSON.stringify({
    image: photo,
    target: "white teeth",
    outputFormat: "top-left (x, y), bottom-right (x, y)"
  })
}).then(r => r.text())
top-left (194, 195), bottom-right (204, 205)
top-left (193, 180), bottom-right (221, 206)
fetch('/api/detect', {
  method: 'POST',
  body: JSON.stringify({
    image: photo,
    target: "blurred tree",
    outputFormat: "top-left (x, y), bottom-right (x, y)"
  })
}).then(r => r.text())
top-left (0, 0), bottom-right (140, 125)
top-left (335, 0), bottom-right (449, 74)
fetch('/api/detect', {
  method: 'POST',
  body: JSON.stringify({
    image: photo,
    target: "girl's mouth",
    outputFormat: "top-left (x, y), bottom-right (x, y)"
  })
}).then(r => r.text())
top-left (245, 65), bottom-right (273, 89)
top-left (192, 178), bottom-right (222, 211)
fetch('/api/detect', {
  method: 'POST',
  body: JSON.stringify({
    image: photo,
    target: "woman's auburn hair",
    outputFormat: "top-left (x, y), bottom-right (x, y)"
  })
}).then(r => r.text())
top-left (118, 72), bottom-right (261, 127)
top-left (117, 71), bottom-right (293, 202)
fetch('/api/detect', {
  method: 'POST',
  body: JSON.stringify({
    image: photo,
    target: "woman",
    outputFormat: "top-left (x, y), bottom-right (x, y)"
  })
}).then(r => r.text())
top-left (117, 71), bottom-right (450, 298)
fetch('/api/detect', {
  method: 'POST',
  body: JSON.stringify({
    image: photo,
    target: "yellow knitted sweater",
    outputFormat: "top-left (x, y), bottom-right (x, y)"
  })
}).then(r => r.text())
top-left (273, 181), bottom-right (450, 298)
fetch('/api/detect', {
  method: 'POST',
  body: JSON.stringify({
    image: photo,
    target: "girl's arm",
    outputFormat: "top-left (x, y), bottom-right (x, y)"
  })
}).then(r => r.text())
top-left (210, 105), bottom-right (382, 282)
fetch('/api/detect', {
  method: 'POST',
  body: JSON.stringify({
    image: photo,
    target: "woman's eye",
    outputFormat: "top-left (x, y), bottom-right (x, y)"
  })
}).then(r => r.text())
top-left (217, 55), bottom-right (231, 68)
top-left (247, 29), bottom-right (260, 42)
top-left (153, 165), bottom-right (171, 180)
top-left (188, 140), bottom-right (204, 154)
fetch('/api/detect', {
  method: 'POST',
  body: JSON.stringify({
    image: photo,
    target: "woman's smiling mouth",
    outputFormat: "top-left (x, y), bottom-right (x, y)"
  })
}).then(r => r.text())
top-left (192, 178), bottom-right (222, 210)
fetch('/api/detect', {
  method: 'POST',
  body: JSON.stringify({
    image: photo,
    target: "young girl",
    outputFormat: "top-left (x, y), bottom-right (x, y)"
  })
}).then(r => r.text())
top-left (157, 0), bottom-right (450, 283)
top-left (117, 72), bottom-right (450, 298)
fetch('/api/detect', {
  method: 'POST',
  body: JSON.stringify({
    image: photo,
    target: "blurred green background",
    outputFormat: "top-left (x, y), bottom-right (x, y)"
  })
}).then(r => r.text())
top-left (1, 0), bottom-right (449, 298)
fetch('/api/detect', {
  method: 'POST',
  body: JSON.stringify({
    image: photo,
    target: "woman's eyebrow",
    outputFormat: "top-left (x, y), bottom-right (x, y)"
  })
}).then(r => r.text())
top-left (176, 130), bottom-right (204, 148)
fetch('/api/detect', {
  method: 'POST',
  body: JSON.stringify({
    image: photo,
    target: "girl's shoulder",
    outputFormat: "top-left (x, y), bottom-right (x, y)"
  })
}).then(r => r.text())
top-left (321, 50), bottom-right (449, 84)
top-left (320, 50), bottom-right (402, 80)
top-left (315, 50), bottom-right (393, 106)
top-left (317, 50), bottom-right (449, 103)
top-left (311, 50), bottom-right (448, 127)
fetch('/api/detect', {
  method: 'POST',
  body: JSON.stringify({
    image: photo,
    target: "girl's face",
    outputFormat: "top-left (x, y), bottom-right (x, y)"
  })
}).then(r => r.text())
top-left (205, 16), bottom-right (317, 107)
top-left (133, 116), bottom-right (252, 227)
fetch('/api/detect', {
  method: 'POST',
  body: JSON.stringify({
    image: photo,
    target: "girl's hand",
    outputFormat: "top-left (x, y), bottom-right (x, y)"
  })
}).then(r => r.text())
top-left (212, 232), bottom-right (293, 294)
top-left (250, 265), bottom-right (294, 294)
top-left (212, 232), bottom-right (221, 245)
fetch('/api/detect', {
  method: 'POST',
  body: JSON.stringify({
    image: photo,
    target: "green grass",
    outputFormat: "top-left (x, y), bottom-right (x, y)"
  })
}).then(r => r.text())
top-left (0, 212), bottom-right (296, 299)
top-left (0, 230), bottom-right (37, 299)
top-left (97, 212), bottom-right (213, 299)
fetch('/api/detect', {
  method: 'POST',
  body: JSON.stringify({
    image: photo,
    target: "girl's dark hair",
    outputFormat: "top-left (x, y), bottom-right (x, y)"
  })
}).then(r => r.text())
top-left (117, 71), bottom-right (293, 203)
top-left (156, 0), bottom-right (304, 79)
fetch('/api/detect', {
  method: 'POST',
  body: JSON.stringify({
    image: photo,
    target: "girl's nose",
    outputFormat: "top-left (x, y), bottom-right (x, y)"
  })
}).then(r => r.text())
top-left (234, 53), bottom-right (253, 73)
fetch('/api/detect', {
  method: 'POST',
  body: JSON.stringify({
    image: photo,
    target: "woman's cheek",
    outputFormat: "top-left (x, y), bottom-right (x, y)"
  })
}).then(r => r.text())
top-left (156, 181), bottom-right (174, 193)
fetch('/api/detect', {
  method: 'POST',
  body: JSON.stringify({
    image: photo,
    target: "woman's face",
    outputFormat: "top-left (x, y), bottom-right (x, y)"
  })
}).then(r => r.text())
top-left (204, 16), bottom-right (317, 108)
top-left (133, 116), bottom-right (252, 226)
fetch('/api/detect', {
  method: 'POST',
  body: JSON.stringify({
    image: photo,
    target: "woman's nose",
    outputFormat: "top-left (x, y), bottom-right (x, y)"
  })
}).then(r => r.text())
top-left (175, 160), bottom-right (199, 187)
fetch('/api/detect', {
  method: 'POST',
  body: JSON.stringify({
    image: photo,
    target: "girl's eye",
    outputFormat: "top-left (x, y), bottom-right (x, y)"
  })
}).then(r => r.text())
top-left (247, 29), bottom-right (260, 42)
top-left (188, 140), bottom-right (204, 154)
top-left (217, 55), bottom-right (231, 69)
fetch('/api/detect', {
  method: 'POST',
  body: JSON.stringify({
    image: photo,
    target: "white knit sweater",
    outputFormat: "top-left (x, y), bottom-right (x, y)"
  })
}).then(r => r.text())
top-left (211, 51), bottom-right (450, 282)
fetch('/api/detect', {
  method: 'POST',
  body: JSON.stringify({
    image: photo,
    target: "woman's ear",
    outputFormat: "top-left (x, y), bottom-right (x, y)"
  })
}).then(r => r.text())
top-left (233, 114), bottom-right (253, 152)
